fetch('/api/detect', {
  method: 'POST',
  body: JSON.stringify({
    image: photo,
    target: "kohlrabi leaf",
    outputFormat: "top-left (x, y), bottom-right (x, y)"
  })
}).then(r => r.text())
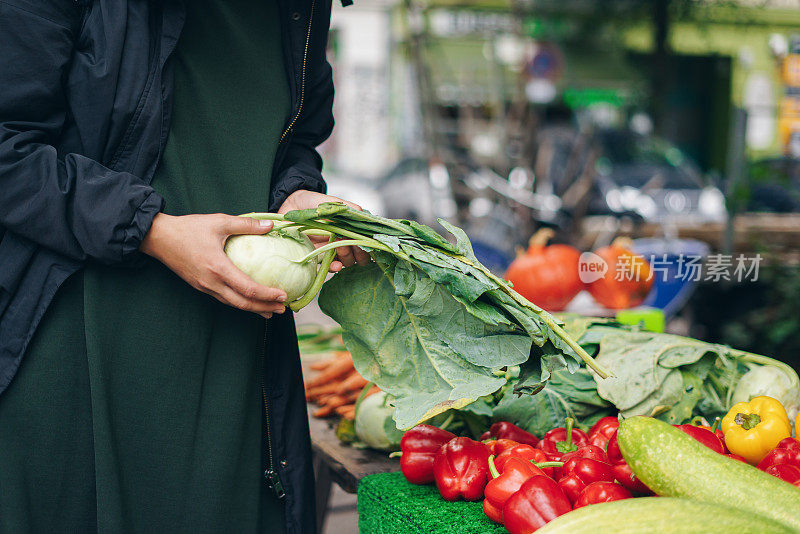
top-left (318, 255), bottom-right (530, 429)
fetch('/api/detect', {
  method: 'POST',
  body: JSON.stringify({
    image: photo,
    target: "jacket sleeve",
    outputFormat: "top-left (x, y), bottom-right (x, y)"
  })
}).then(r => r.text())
top-left (0, 1), bottom-right (164, 264)
top-left (269, 0), bottom-right (335, 212)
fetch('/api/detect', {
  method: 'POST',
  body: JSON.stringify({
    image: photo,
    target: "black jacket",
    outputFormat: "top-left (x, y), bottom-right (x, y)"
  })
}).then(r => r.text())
top-left (0, 1), bottom-right (335, 532)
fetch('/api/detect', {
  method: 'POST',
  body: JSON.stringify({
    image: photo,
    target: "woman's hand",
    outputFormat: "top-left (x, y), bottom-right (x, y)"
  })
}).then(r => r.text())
top-left (140, 213), bottom-right (288, 318)
top-left (278, 190), bottom-right (371, 271)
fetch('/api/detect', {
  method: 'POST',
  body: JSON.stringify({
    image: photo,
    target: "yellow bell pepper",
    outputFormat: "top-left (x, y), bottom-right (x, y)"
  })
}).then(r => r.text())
top-left (721, 396), bottom-right (792, 464)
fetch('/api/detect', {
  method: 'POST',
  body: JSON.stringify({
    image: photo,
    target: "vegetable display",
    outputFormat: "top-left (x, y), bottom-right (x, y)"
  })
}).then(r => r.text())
top-left (486, 315), bottom-right (799, 441)
top-left (391, 394), bottom-right (800, 534)
top-left (616, 416), bottom-right (800, 531)
top-left (245, 203), bottom-right (608, 429)
top-left (504, 229), bottom-right (583, 312)
top-left (566, 315), bottom-right (800, 428)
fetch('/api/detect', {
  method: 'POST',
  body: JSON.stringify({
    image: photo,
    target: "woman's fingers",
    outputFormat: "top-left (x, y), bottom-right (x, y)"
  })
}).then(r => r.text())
top-left (222, 214), bottom-right (273, 236)
top-left (216, 285), bottom-right (286, 314)
top-left (334, 245), bottom-right (370, 268)
top-left (212, 257), bottom-right (288, 312)
top-left (352, 246), bottom-right (370, 266)
top-left (335, 245), bottom-right (356, 268)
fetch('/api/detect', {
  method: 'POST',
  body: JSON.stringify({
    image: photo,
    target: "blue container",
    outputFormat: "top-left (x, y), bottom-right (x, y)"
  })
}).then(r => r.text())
top-left (632, 238), bottom-right (710, 318)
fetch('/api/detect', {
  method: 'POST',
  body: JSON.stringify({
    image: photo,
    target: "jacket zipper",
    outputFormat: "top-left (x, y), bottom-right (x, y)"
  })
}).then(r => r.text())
top-left (279, 0), bottom-right (317, 143)
top-left (264, 5), bottom-right (316, 497)
top-left (261, 322), bottom-right (285, 499)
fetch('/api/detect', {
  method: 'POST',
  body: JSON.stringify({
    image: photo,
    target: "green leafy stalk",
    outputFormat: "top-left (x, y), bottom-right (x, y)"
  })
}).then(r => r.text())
top-left (290, 236), bottom-right (337, 312)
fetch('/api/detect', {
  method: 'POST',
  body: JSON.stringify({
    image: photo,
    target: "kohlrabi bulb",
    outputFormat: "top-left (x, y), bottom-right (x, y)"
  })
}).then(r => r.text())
top-left (225, 227), bottom-right (318, 302)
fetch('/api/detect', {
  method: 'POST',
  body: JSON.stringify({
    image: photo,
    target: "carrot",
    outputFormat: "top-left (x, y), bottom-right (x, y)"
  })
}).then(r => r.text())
top-left (309, 361), bottom-right (331, 371)
top-left (335, 372), bottom-right (368, 394)
top-left (322, 395), bottom-right (348, 409)
top-left (305, 354), bottom-right (353, 388)
top-left (336, 405), bottom-right (356, 419)
top-left (305, 379), bottom-right (350, 399)
top-left (314, 405), bottom-right (335, 417)
top-left (309, 351), bottom-right (349, 371)
top-left (345, 390), bottom-right (363, 403)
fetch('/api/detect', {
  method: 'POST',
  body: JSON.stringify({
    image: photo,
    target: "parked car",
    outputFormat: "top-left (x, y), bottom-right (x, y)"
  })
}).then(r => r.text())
top-left (585, 129), bottom-right (727, 223)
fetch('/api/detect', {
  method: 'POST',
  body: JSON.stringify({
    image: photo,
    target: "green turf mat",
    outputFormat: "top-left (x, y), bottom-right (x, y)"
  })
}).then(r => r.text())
top-left (357, 472), bottom-right (507, 534)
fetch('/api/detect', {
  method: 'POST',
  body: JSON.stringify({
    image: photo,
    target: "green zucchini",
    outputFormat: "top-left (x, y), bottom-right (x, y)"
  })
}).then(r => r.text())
top-left (617, 416), bottom-right (800, 531)
top-left (537, 497), bottom-right (794, 533)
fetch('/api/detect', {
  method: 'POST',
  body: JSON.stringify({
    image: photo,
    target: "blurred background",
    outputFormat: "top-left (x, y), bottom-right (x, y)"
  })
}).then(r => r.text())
top-left (314, 0), bottom-right (800, 365)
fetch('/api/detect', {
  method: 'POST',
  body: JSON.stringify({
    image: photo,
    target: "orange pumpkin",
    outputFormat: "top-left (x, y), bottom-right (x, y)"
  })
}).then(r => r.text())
top-left (505, 229), bottom-right (582, 311)
top-left (587, 238), bottom-right (653, 309)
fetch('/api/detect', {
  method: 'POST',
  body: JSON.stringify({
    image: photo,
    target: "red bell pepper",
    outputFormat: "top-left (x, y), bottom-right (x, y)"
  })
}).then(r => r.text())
top-left (559, 445), bottom-right (609, 478)
top-left (765, 464), bottom-right (800, 487)
top-left (432, 437), bottom-right (490, 501)
top-left (399, 425), bottom-right (456, 485)
top-left (756, 438), bottom-right (800, 472)
top-left (588, 416), bottom-right (619, 450)
top-left (487, 438), bottom-right (522, 456)
top-left (610, 461), bottom-right (651, 494)
top-left (483, 456), bottom-right (547, 524)
top-left (537, 418), bottom-right (590, 461)
top-left (502, 475), bottom-right (572, 534)
top-left (697, 417), bottom-right (727, 452)
top-left (778, 437), bottom-right (800, 452)
top-left (483, 422), bottom-right (539, 447)
top-left (606, 428), bottom-right (624, 464)
top-left (573, 481), bottom-right (632, 509)
top-left (606, 429), bottom-right (652, 494)
top-left (675, 424), bottom-right (725, 454)
top-left (557, 458), bottom-right (616, 504)
top-left (495, 444), bottom-right (557, 478)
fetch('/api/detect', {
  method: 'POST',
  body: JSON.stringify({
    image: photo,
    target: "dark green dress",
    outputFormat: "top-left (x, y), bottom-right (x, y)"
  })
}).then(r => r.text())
top-left (0, 1), bottom-right (291, 532)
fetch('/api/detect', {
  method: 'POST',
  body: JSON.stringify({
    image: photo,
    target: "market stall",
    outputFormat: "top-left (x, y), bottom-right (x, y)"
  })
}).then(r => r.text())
top-left (247, 203), bottom-right (799, 533)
